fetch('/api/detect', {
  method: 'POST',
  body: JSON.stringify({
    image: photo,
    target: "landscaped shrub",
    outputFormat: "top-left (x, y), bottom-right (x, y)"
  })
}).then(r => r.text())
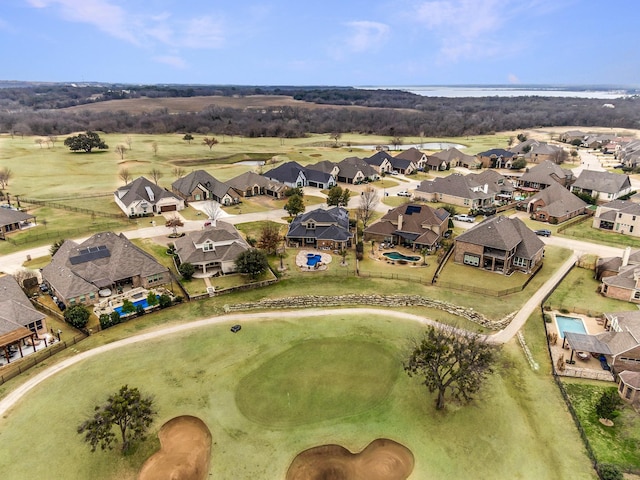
top-left (135, 305), bottom-right (145, 316)
top-left (179, 262), bottom-right (195, 280)
top-left (560, 308), bottom-right (570, 314)
top-left (121, 299), bottom-right (136, 315)
top-left (63, 305), bottom-right (90, 329)
top-left (99, 311), bottom-right (122, 330)
top-left (595, 388), bottom-right (622, 421)
top-left (597, 463), bottom-right (623, 480)
top-left (146, 291), bottom-right (159, 308)
top-left (158, 294), bottom-right (172, 309)
top-left (543, 313), bottom-right (552, 323)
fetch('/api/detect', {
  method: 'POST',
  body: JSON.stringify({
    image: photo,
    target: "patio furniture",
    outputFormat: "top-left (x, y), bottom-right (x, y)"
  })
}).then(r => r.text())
top-left (577, 352), bottom-right (589, 361)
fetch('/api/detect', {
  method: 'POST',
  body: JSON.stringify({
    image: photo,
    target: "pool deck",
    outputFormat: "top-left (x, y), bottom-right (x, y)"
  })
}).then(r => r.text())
top-left (548, 311), bottom-right (614, 381)
top-left (295, 250), bottom-right (333, 271)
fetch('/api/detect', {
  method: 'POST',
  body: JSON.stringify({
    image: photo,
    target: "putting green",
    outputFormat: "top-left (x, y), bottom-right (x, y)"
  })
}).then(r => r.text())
top-left (235, 339), bottom-right (398, 427)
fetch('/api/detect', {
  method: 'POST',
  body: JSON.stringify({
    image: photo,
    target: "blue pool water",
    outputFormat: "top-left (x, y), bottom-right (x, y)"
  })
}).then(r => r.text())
top-left (306, 254), bottom-right (322, 266)
top-left (383, 251), bottom-right (420, 262)
top-left (114, 296), bottom-right (158, 315)
top-left (556, 315), bottom-right (587, 338)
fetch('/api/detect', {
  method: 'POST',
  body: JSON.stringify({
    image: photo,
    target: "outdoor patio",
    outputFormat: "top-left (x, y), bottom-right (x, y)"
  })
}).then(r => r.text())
top-left (93, 286), bottom-right (173, 317)
top-left (0, 332), bottom-right (59, 367)
top-left (547, 311), bottom-right (615, 382)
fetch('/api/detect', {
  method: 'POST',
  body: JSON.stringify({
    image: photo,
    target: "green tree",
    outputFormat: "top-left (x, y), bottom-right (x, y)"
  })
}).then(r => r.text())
top-left (597, 464), bottom-right (623, 480)
top-left (64, 305), bottom-right (90, 329)
top-left (510, 157), bottom-right (528, 170)
top-left (284, 186), bottom-right (304, 197)
top-left (50, 238), bottom-right (66, 256)
top-left (63, 131), bottom-right (108, 153)
top-left (284, 194), bottom-right (305, 217)
top-left (404, 325), bottom-right (497, 410)
top-left (517, 133), bottom-right (527, 142)
top-left (146, 291), bottom-right (159, 308)
top-left (595, 387), bottom-right (622, 421)
top-left (120, 299), bottom-right (136, 315)
top-left (182, 133), bottom-right (194, 144)
top-left (77, 385), bottom-right (156, 453)
top-left (235, 249), bottom-right (269, 279)
top-left (178, 262), bottom-right (195, 280)
top-left (326, 185), bottom-right (345, 206)
top-left (420, 247), bottom-right (429, 265)
top-left (158, 294), bottom-right (172, 309)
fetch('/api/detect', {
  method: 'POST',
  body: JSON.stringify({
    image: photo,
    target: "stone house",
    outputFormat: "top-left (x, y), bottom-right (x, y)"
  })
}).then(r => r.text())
top-left (525, 183), bottom-right (588, 224)
top-left (415, 173), bottom-right (495, 209)
top-left (570, 170), bottom-right (632, 203)
top-left (172, 170), bottom-right (239, 206)
top-left (115, 176), bottom-right (185, 216)
top-left (286, 207), bottom-right (352, 249)
top-left (593, 200), bottom-right (640, 236)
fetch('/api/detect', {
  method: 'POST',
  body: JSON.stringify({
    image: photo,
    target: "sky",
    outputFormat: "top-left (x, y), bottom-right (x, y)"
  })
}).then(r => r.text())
top-left (1, 0), bottom-right (639, 86)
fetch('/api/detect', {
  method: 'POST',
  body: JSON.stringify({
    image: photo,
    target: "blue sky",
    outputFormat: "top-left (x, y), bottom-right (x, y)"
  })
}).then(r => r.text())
top-left (1, 0), bottom-right (639, 86)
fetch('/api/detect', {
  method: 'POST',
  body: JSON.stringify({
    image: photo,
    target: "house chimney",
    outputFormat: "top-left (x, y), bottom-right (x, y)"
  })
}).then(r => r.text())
top-left (622, 246), bottom-right (631, 267)
top-left (398, 214), bottom-right (403, 231)
top-left (483, 183), bottom-right (488, 194)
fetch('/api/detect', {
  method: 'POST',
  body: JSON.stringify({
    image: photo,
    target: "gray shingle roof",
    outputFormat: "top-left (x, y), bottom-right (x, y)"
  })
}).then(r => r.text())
top-left (416, 173), bottom-right (494, 200)
top-left (172, 170), bottom-right (233, 200)
top-left (456, 215), bottom-right (544, 257)
top-left (0, 208), bottom-right (35, 228)
top-left (364, 151), bottom-right (393, 166)
top-left (173, 221), bottom-right (249, 265)
top-left (337, 157), bottom-right (377, 179)
top-left (528, 183), bottom-right (587, 217)
top-left (286, 207), bottom-right (352, 242)
top-left (0, 275), bottom-right (45, 332)
top-left (394, 147), bottom-right (424, 162)
top-left (116, 176), bottom-right (181, 206)
top-left (264, 161), bottom-right (306, 184)
top-left (226, 171), bottom-right (287, 193)
top-left (519, 160), bottom-right (573, 186)
top-left (573, 170), bottom-right (631, 194)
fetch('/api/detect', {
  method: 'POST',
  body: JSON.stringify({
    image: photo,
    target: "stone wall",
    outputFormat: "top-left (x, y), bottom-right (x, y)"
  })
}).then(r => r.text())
top-left (224, 294), bottom-right (516, 330)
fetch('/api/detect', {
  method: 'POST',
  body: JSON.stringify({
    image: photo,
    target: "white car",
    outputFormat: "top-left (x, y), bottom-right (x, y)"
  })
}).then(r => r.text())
top-left (390, 170), bottom-right (399, 175)
top-left (397, 191), bottom-right (411, 197)
top-left (453, 214), bottom-right (475, 223)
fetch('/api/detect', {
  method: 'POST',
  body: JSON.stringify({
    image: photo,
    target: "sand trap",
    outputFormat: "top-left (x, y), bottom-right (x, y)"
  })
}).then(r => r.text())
top-left (286, 438), bottom-right (414, 480)
top-left (138, 415), bottom-right (212, 480)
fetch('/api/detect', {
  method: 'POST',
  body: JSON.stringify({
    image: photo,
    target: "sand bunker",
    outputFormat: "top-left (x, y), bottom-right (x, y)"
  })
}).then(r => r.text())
top-left (138, 415), bottom-right (212, 480)
top-left (286, 438), bottom-right (414, 480)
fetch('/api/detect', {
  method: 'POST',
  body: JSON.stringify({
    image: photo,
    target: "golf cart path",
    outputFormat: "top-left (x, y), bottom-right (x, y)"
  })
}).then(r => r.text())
top-left (0, 307), bottom-right (476, 418)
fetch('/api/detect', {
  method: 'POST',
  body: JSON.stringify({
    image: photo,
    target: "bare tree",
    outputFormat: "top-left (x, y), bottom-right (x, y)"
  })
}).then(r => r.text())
top-left (149, 168), bottom-right (163, 185)
top-left (12, 268), bottom-right (38, 289)
top-left (202, 200), bottom-right (223, 222)
top-left (115, 144), bottom-right (127, 160)
top-left (118, 168), bottom-right (131, 185)
top-left (165, 216), bottom-right (184, 237)
top-left (48, 135), bottom-right (58, 148)
top-left (0, 167), bottom-right (13, 190)
top-left (390, 136), bottom-right (403, 150)
top-left (172, 167), bottom-right (186, 179)
top-left (357, 187), bottom-right (380, 229)
top-left (35, 138), bottom-right (44, 149)
top-left (125, 136), bottom-right (132, 150)
top-left (258, 222), bottom-right (282, 255)
top-left (151, 141), bottom-right (158, 156)
top-left (330, 132), bottom-right (342, 146)
top-left (404, 325), bottom-right (497, 410)
top-left (203, 137), bottom-right (219, 150)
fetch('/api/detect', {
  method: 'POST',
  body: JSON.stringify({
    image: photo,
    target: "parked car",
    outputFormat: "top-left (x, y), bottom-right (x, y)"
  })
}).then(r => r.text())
top-left (453, 214), bottom-right (475, 223)
top-left (39, 283), bottom-right (49, 293)
top-left (390, 170), bottom-right (399, 175)
top-left (397, 191), bottom-right (411, 197)
top-left (534, 229), bottom-right (552, 237)
top-left (443, 230), bottom-right (452, 238)
top-left (56, 301), bottom-right (66, 312)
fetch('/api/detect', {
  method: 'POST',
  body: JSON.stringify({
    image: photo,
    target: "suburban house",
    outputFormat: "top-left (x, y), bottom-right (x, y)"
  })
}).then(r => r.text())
top-left (599, 248), bottom-right (640, 304)
top-left (560, 130), bottom-right (590, 144)
top-left (469, 170), bottom-right (516, 203)
top-left (172, 170), bottom-right (239, 206)
top-left (562, 310), bottom-right (640, 379)
top-left (363, 151), bottom-right (394, 174)
top-left (454, 216), bottom-right (544, 274)
top-left (336, 157), bottom-right (379, 184)
top-left (0, 207), bottom-right (36, 240)
top-left (304, 162), bottom-right (338, 189)
top-left (618, 371), bottom-right (640, 403)
top-left (42, 232), bottom-right (171, 307)
top-left (0, 274), bottom-right (47, 363)
top-left (593, 200), bottom-right (640, 236)
top-left (524, 143), bottom-right (565, 164)
top-left (226, 171), bottom-right (287, 199)
top-left (570, 170), bottom-right (632, 203)
top-left (424, 155), bottom-right (449, 171)
top-left (263, 161), bottom-right (307, 188)
top-left (114, 176), bottom-right (185, 217)
top-left (415, 173), bottom-right (495, 209)
top-left (431, 147), bottom-right (479, 169)
top-left (477, 148), bottom-right (516, 169)
top-left (388, 155), bottom-right (417, 175)
top-left (363, 203), bottom-right (449, 251)
top-left (525, 183), bottom-right (588, 224)
top-left (286, 206), bottom-right (353, 249)
top-left (393, 147), bottom-right (427, 171)
top-left (173, 221), bottom-right (250, 277)
top-left (516, 160), bottom-right (574, 191)
top-left (618, 139), bottom-right (640, 168)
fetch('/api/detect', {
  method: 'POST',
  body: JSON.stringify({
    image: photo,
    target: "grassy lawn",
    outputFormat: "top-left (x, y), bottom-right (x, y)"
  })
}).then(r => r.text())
top-left (0, 312), bottom-right (595, 480)
top-left (561, 218), bottom-right (640, 249)
top-left (564, 381), bottom-right (640, 470)
top-left (544, 265), bottom-right (631, 316)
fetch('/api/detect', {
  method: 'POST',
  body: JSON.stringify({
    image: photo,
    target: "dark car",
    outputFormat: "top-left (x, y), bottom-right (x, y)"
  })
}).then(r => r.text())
top-left (39, 283), bottom-right (49, 293)
top-left (56, 301), bottom-right (66, 311)
top-left (230, 324), bottom-right (241, 333)
top-left (534, 229), bottom-right (552, 237)
top-left (443, 230), bottom-right (452, 239)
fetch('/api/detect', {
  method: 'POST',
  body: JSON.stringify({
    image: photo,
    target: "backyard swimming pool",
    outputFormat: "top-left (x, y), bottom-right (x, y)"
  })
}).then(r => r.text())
top-left (555, 315), bottom-right (588, 338)
top-left (383, 252), bottom-right (420, 262)
top-left (306, 254), bottom-right (323, 267)
top-left (114, 296), bottom-right (159, 315)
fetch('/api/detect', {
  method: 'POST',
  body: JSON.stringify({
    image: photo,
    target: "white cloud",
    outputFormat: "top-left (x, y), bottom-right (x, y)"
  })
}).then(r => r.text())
top-left (410, 0), bottom-right (563, 63)
top-left (26, 0), bottom-right (225, 50)
top-left (344, 20), bottom-right (390, 53)
top-left (153, 55), bottom-right (188, 69)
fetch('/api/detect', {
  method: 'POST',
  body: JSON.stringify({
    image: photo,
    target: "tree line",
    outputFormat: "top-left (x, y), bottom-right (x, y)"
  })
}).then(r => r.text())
top-left (1, 84), bottom-right (639, 139)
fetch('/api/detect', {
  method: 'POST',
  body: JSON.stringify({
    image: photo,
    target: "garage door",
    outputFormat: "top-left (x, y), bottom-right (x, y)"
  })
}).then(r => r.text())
top-left (160, 204), bottom-right (177, 212)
